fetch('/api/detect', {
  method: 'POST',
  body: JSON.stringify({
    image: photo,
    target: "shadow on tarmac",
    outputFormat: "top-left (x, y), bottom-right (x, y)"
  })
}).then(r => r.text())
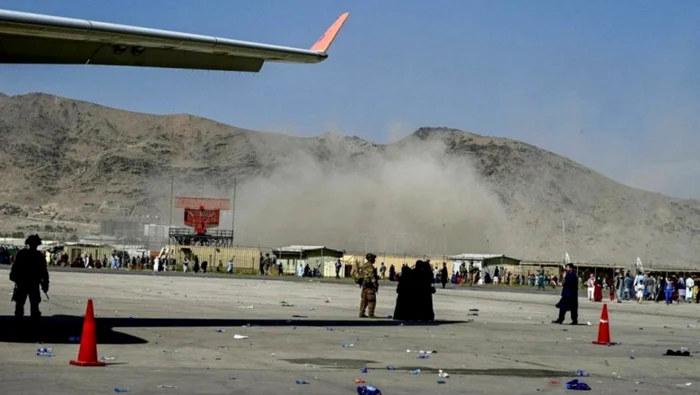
top-left (0, 315), bottom-right (467, 344)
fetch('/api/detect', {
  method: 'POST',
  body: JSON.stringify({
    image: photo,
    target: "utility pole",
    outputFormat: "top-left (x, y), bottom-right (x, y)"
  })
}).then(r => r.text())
top-left (168, 129), bottom-right (175, 246)
top-left (231, 177), bottom-right (237, 241)
top-left (644, 242), bottom-right (648, 265)
top-left (443, 224), bottom-right (447, 258)
top-left (168, 176), bottom-right (174, 228)
top-left (562, 219), bottom-right (566, 265)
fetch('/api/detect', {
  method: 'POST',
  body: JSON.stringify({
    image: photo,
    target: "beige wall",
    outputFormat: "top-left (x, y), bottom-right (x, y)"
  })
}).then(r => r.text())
top-left (67, 246), bottom-right (114, 264)
top-left (344, 253), bottom-right (455, 276)
top-left (166, 245), bottom-right (261, 274)
top-left (488, 264), bottom-right (520, 276)
top-left (520, 264), bottom-right (561, 277)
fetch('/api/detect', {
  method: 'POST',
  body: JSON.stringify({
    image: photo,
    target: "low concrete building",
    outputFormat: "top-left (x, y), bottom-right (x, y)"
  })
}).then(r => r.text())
top-left (64, 242), bottom-right (116, 265)
top-left (273, 245), bottom-right (344, 277)
top-left (448, 253), bottom-right (521, 276)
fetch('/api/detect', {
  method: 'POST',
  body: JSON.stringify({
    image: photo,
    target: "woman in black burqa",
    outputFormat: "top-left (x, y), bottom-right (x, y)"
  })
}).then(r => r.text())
top-left (393, 265), bottom-right (414, 321)
top-left (415, 260), bottom-right (435, 321)
top-left (393, 260), bottom-right (436, 321)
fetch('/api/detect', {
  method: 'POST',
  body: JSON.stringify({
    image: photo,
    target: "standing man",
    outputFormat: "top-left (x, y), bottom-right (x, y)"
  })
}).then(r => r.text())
top-left (552, 263), bottom-right (578, 325)
top-left (355, 253), bottom-right (379, 318)
top-left (537, 266), bottom-right (546, 290)
top-left (277, 256), bottom-right (283, 276)
top-left (261, 253), bottom-right (271, 275)
top-left (586, 274), bottom-right (595, 300)
top-left (335, 259), bottom-right (342, 279)
top-left (10, 234), bottom-right (49, 321)
top-left (614, 270), bottom-right (624, 303)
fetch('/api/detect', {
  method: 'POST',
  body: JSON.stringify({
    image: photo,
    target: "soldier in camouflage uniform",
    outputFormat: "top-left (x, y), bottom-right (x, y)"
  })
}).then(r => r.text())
top-left (355, 253), bottom-right (379, 318)
top-left (10, 234), bottom-right (49, 321)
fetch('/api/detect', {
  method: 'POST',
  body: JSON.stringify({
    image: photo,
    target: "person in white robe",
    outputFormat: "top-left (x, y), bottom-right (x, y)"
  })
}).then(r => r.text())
top-left (586, 274), bottom-right (595, 300)
top-left (686, 276), bottom-right (694, 302)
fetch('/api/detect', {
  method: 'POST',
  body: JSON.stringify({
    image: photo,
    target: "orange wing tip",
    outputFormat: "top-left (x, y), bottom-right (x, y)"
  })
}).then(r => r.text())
top-left (310, 11), bottom-right (350, 53)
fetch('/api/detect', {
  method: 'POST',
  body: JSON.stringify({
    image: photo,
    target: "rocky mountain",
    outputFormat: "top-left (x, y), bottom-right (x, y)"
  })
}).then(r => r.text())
top-left (1, 92), bottom-right (698, 268)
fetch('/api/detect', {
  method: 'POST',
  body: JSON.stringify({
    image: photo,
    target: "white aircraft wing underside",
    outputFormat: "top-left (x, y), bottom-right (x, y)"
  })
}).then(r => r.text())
top-left (0, 9), bottom-right (349, 72)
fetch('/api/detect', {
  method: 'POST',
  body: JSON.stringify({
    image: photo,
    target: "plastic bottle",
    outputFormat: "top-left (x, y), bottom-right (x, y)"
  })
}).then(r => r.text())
top-left (575, 369), bottom-right (589, 377)
top-left (386, 366), bottom-right (396, 370)
top-left (566, 379), bottom-right (591, 390)
top-left (357, 385), bottom-right (382, 395)
top-left (114, 388), bottom-right (131, 393)
top-left (409, 369), bottom-right (421, 375)
top-left (36, 348), bottom-right (54, 357)
top-left (295, 380), bottom-right (309, 385)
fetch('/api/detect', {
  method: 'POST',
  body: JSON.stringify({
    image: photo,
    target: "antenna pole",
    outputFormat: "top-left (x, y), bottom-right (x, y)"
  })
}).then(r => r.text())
top-left (442, 223), bottom-right (447, 258)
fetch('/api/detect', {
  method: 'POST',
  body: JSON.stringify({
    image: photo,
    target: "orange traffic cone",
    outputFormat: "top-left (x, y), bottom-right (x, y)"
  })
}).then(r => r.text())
top-left (69, 299), bottom-right (106, 366)
top-left (592, 303), bottom-right (616, 345)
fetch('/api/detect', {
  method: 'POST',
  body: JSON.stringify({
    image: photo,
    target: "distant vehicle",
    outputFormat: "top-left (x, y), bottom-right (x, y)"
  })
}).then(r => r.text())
top-left (0, 8), bottom-right (349, 72)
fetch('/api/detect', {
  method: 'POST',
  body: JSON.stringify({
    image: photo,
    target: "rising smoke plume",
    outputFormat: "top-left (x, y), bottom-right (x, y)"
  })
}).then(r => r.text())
top-left (227, 132), bottom-right (513, 255)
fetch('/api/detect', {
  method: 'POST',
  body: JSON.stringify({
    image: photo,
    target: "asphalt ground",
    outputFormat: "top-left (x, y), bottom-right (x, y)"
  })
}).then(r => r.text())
top-left (0, 268), bottom-right (698, 394)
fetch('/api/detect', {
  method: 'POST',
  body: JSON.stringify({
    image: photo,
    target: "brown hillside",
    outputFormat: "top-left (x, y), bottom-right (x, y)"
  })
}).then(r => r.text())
top-left (0, 93), bottom-right (698, 268)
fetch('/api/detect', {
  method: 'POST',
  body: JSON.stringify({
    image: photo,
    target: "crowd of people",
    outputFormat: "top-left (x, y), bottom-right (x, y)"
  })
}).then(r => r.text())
top-left (584, 270), bottom-right (699, 304)
top-left (7, 232), bottom-right (699, 329)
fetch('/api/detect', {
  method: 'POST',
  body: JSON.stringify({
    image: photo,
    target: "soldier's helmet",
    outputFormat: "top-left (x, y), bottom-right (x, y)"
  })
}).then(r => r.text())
top-left (365, 253), bottom-right (377, 263)
top-left (25, 234), bottom-right (42, 247)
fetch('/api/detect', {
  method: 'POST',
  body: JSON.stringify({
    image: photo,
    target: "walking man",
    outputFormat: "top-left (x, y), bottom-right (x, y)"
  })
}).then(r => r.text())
top-left (553, 263), bottom-right (578, 325)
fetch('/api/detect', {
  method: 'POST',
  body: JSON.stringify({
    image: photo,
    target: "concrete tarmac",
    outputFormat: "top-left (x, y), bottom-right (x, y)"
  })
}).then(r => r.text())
top-left (0, 270), bottom-right (698, 394)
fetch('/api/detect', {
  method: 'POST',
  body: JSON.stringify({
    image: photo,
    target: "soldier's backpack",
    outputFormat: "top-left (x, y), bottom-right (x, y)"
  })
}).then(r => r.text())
top-left (352, 264), bottom-right (364, 286)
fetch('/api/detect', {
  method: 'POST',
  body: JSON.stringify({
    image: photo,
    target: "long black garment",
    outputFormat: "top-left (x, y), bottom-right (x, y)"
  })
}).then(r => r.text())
top-left (555, 271), bottom-right (578, 323)
top-left (416, 261), bottom-right (435, 321)
top-left (393, 266), bottom-right (415, 321)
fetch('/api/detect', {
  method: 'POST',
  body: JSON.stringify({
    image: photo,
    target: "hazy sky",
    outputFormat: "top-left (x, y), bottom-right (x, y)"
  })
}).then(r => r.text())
top-left (1, 0), bottom-right (699, 199)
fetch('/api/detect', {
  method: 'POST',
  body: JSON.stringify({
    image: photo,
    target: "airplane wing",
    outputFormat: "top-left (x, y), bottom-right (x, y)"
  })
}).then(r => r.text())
top-left (0, 9), bottom-right (349, 72)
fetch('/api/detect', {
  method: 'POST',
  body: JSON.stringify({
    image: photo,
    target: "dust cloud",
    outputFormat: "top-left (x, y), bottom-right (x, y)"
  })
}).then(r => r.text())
top-left (229, 135), bottom-right (513, 255)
